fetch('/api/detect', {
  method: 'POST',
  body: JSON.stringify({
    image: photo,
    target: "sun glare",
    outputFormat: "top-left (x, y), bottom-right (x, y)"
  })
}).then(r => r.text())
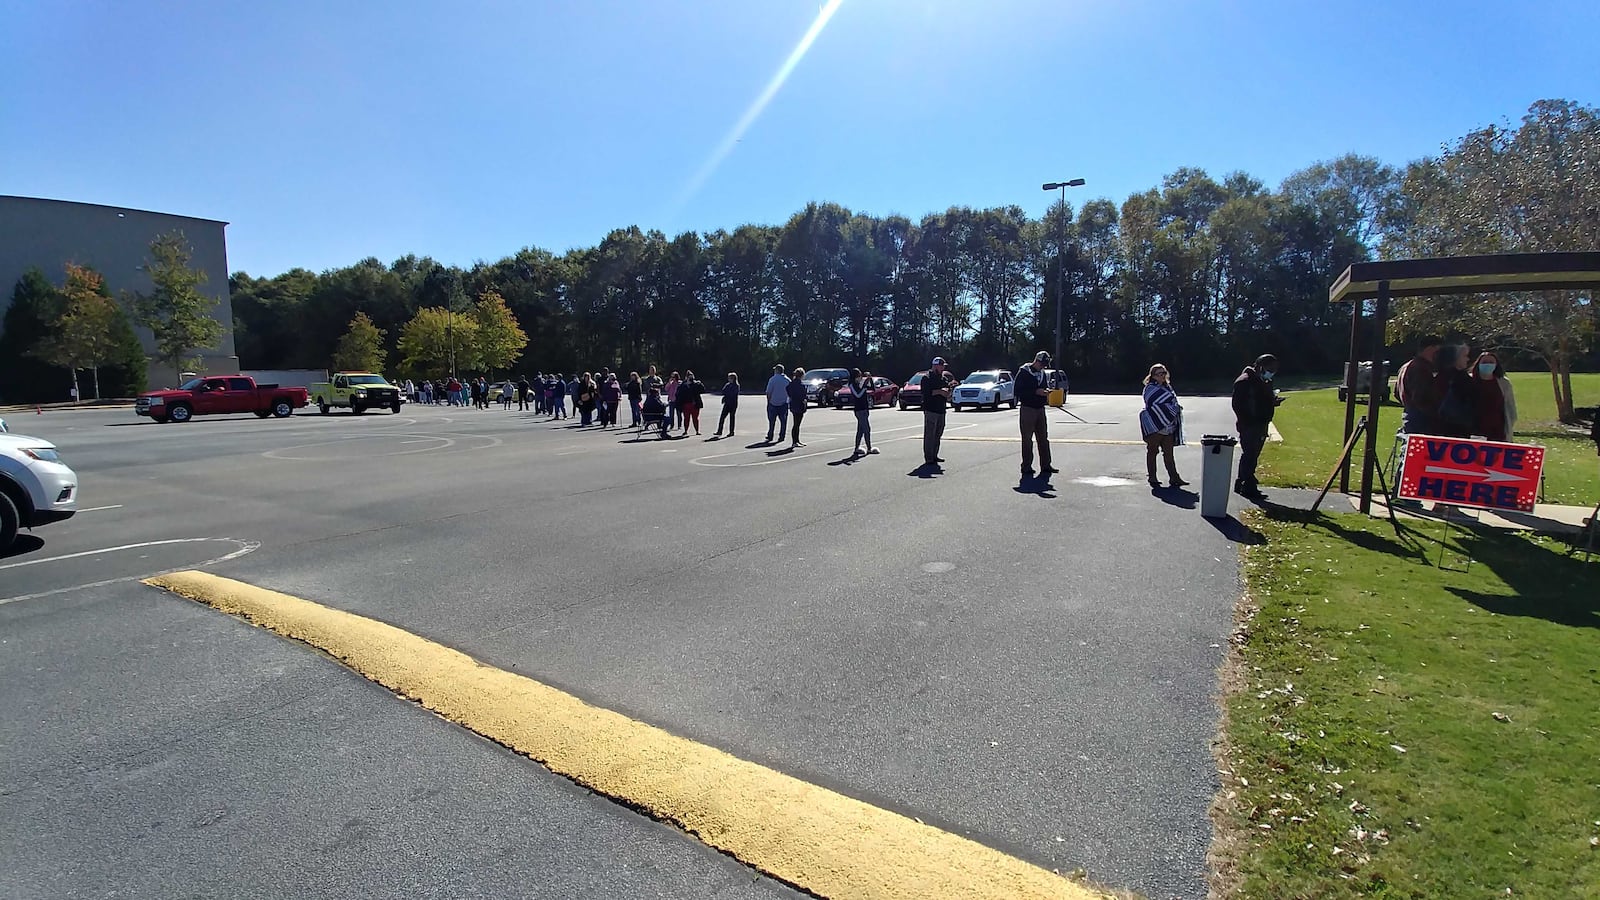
top-left (674, 0), bottom-right (847, 209)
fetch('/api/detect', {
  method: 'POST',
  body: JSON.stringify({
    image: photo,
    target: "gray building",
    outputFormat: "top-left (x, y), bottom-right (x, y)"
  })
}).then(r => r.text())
top-left (0, 195), bottom-right (237, 391)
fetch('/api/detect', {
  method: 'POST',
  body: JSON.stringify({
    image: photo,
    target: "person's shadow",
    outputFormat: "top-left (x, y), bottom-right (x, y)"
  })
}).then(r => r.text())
top-left (1152, 486), bottom-right (1199, 509)
top-left (1013, 474), bottom-right (1056, 497)
top-left (907, 462), bottom-right (941, 478)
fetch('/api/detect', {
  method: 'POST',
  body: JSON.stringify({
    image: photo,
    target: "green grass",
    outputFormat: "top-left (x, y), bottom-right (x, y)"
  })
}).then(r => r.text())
top-left (1214, 510), bottom-right (1600, 898)
top-left (1260, 372), bottom-right (1600, 505)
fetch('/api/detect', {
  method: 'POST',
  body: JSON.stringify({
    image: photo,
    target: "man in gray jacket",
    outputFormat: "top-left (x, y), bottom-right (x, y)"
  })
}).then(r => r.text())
top-left (765, 364), bottom-right (791, 444)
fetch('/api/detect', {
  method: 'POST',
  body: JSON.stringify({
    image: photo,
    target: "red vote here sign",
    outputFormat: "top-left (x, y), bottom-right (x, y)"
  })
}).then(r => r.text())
top-left (1397, 436), bottom-right (1544, 512)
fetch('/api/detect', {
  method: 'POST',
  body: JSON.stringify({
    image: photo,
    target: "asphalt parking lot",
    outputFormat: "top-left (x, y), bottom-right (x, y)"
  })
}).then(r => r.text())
top-left (1, 394), bottom-right (1252, 899)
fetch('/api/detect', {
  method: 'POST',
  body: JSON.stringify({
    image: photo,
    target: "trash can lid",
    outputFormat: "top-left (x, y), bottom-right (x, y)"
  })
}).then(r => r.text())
top-left (1200, 434), bottom-right (1238, 446)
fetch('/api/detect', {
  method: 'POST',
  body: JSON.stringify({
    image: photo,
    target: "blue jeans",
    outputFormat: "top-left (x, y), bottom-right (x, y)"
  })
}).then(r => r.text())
top-left (629, 399), bottom-right (642, 426)
top-left (854, 409), bottom-right (871, 451)
top-left (767, 403), bottom-right (789, 440)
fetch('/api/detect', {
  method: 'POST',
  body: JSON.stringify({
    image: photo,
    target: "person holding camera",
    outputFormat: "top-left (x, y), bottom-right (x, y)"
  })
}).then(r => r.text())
top-left (922, 357), bottom-right (955, 466)
top-left (1232, 354), bottom-right (1283, 499)
top-left (1014, 351), bottom-right (1056, 477)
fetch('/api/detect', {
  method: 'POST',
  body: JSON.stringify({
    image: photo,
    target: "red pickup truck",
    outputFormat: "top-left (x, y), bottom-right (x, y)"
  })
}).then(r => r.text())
top-left (135, 375), bottom-right (310, 423)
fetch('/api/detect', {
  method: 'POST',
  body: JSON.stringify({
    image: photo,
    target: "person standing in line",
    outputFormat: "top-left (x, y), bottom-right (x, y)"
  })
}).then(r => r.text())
top-left (1014, 351), bottom-right (1056, 478)
top-left (1396, 335), bottom-right (1442, 436)
top-left (765, 364), bottom-right (791, 444)
top-left (516, 374), bottom-right (531, 411)
top-left (714, 372), bottom-right (740, 437)
top-left (550, 374), bottom-right (567, 419)
top-left (1231, 354), bottom-right (1282, 499)
top-left (678, 371), bottom-right (705, 435)
top-left (665, 372), bottom-right (681, 430)
top-left (1432, 344), bottom-right (1478, 439)
top-left (786, 366), bottom-right (809, 448)
top-left (626, 372), bottom-right (644, 427)
top-left (850, 369), bottom-right (877, 457)
top-left (643, 365), bottom-right (664, 398)
top-left (602, 374), bottom-right (623, 427)
top-left (922, 356), bottom-right (954, 466)
top-left (1470, 351), bottom-right (1517, 443)
top-left (1139, 363), bottom-right (1187, 488)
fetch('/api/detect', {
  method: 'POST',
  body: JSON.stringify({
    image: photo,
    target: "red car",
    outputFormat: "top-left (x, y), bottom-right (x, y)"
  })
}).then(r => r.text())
top-left (898, 372), bottom-right (927, 409)
top-left (833, 376), bottom-right (899, 409)
top-left (135, 375), bottom-right (309, 423)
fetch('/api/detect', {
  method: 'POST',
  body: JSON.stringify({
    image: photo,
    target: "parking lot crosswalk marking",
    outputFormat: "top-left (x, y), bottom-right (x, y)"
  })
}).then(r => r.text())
top-left (144, 570), bottom-right (1110, 900)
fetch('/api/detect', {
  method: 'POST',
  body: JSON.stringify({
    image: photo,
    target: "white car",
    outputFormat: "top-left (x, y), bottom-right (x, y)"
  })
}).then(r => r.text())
top-left (0, 432), bottom-right (79, 550)
top-left (951, 370), bottom-right (1016, 411)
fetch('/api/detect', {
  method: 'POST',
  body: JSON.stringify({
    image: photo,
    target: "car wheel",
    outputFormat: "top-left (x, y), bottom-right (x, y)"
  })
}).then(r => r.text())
top-left (169, 403), bottom-right (192, 423)
top-left (317, 398), bottom-right (329, 415)
top-left (1337, 387), bottom-right (1348, 402)
top-left (150, 413), bottom-right (168, 424)
top-left (1008, 398), bottom-right (1017, 409)
top-left (391, 401), bottom-right (402, 414)
top-left (255, 410), bottom-right (271, 418)
top-left (351, 403), bottom-right (365, 415)
top-left (0, 490), bottom-right (19, 551)
top-left (272, 400), bottom-right (293, 418)
top-left (899, 401), bottom-right (907, 410)
top-left (951, 404), bottom-right (961, 412)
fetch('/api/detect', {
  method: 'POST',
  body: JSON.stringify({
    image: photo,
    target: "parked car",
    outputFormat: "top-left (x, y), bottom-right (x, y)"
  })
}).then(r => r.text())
top-left (0, 431), bottom-right (78, 550)
top-left (488, 381), bottom-right (517, 402)
top-left (1338, 360), bottom-right (1393, 403)
top-left (311, 372), bottom-right (403, 415)
top-left (136, 376), bottom-right (310, 423)
top-left (834, 376), bottom-right (899, 409)
top-left (951, 369), bottom-right (1016, 411)
top-left (898, 372), bottom-right (927, 409)
top-left (799, 368), bottom-right (851, 407)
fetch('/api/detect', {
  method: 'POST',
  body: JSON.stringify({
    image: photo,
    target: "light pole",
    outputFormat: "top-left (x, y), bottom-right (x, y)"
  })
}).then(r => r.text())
top-left (1041, 179), bottom-right (1086, 368)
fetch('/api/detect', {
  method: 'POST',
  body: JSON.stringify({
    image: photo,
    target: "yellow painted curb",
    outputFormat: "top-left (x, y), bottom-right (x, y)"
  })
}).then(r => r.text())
top-left (144, 571), bottom-right (1110, 900)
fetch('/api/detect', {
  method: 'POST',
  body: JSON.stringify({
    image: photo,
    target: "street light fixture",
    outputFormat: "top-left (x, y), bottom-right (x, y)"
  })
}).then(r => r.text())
top-left (1041, 179), bottom-right (1086, 368)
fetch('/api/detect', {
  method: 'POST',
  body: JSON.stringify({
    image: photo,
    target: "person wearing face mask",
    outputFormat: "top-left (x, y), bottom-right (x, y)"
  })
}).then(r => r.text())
top-left (1470, 351), bottom-right (1517, 442)
top-left (1231, 353), bottom-right (1283, 499)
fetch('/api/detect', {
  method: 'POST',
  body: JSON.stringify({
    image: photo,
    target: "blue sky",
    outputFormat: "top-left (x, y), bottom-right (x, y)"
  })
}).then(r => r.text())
top-left (4, 0), bottom-right (1596, 277)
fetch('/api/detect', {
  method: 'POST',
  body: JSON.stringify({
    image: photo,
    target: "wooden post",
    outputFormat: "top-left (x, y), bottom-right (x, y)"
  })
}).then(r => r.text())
top-left (1358, 281), bottom-right (1390, 515)
top-left (1339, 295), bottom-right (1362, 493)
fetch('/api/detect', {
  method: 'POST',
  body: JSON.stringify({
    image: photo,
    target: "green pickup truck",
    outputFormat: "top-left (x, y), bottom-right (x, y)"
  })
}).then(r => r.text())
top-left (310, 373), bottom-right (403, 415)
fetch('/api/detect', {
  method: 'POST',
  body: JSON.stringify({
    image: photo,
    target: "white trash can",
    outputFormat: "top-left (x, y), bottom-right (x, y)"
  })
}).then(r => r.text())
top-left (1200, 434), bottom-right (1238, 518)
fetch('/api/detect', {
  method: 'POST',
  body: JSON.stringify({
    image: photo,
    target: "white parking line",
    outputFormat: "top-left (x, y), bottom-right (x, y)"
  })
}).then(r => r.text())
top-left (77, 504), bottom-right (124, 512)
top-left (0, 537), bottom-right (260, 606)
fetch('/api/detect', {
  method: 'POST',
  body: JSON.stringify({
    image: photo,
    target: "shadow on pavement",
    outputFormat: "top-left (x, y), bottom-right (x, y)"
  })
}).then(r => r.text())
top-left (1012, 475), bottom-right (1056, 498)
top-left (906, 463), bottom-right (941, 478)
top-left (1153, 486), bottom-right (1199, 509)
top-left (0, 534), bottom-right (45, 560)
top-left (1204, 514), bottom-right (1265, 544)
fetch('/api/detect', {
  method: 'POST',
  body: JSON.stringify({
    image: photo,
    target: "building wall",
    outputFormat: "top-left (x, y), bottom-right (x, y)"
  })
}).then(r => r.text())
top-left (0, 195), bottom-right (236, 391)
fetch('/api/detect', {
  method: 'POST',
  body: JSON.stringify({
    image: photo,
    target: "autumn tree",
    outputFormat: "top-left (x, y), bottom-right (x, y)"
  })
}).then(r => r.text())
top-left (398, 307), bottom-right (477, 377)
top-left (332, 311), bottom-right (387, 372)
top-left (1390, 99), bottom-right (1600, 421)
top-left (31, 264), bottom-right (128, 400)
top-left (470, 289), bottom-right (528, 374)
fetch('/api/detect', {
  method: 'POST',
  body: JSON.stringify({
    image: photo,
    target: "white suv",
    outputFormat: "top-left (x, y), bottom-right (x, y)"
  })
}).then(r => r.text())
top-left (1, 432), bottom-right (79, 550)
top-left (951, 370), bottom-right (1016, 411)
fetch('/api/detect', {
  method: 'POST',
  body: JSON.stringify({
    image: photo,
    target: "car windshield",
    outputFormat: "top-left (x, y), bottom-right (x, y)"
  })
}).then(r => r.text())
top-left (347, 375), bottom-right (389, 385)
top-left (962, 372), bottom-right (999, 384)
top-left (907, 374), bottom-right (924, 386)
top-left (179, 378), bottom-right (205, 390)
top-left (805, 369), bottom-right (849, 382)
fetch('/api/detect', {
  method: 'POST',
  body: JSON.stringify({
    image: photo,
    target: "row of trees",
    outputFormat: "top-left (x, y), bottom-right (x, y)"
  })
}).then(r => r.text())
top-left (0, 234), bottom-right (224, 402)
top-left (6, 100), bottom-right (1593, 416)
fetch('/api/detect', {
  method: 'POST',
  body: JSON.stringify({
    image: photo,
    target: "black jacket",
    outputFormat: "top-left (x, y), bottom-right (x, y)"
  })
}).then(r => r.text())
top-left (1015, 365), bottom-right (1047, 409)
top-left (677, 379), bottom-right (704, 408)
top-left (1232, 367), bottom-right (1277, 428)
top-left (786, 379), bottom-right (808, 409)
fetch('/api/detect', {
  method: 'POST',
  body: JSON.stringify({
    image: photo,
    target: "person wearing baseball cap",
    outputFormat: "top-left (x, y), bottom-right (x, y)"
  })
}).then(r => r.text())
top-left (1015, 351), bottom-right (1057, 478)
top-left (922, 356), bottom-right (954, 466)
